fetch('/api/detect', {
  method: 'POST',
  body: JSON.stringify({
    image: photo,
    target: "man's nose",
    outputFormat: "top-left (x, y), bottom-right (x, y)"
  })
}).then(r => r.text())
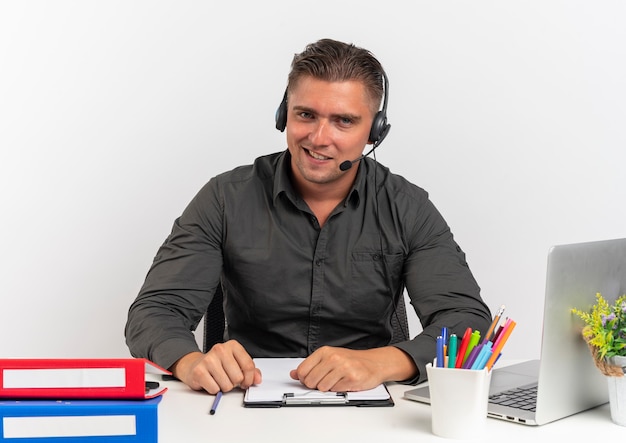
top-left (309, 120), bottom-right (332, 146)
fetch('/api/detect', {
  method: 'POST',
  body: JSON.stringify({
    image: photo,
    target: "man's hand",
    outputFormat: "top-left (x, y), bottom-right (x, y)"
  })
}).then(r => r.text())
top-left (289, 346), bottom-right (417, 392)
top-left (171, 340), bottom-right (262, 394)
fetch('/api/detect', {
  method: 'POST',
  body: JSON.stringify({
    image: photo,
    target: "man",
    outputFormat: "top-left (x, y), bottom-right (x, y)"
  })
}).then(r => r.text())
top-left (125, 38), bottom-right (492, 395)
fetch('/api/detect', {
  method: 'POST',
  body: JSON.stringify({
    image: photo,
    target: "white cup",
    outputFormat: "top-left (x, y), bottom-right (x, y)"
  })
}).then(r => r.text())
top-left (425, 362), bottom-right (492, 439)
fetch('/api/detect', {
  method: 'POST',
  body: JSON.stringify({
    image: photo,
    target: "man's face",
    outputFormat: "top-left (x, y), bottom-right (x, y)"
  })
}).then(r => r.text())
top-left (285, 76), bottom-right (375, 190)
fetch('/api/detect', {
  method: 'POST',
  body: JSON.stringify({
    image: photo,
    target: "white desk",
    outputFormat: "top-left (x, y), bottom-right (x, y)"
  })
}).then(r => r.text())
top-left (154, 375), bottom-right (623, 442)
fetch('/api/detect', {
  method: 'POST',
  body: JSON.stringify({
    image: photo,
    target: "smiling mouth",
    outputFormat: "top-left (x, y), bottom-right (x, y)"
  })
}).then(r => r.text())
top-left (305, 148), bottom-right (331, 161)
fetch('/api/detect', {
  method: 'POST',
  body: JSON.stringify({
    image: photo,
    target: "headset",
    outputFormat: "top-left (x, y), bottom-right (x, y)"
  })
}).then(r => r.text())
top-left (274, 71), bottom-right (391, 146)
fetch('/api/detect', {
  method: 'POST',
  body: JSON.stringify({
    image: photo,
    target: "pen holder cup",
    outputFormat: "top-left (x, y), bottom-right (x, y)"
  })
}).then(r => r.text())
top-left (425, 362), bottom-right (492, 439)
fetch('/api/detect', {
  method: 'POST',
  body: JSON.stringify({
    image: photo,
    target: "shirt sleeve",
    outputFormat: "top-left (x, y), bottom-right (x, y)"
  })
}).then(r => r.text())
top-left (391, 193), bottom-right (492, 385)
top-left (124, 178), bottom-right (224, 370)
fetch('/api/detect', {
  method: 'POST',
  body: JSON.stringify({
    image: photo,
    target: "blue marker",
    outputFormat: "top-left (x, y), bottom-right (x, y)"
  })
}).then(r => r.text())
top-left (471, 342), bottom-right (493, 370)
top-left (436, 335), bottom-right (445, 367)
top-left (441, 327), bottom-right (449, 346)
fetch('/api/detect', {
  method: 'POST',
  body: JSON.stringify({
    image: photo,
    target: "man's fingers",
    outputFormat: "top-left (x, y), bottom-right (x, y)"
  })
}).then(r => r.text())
top-left (291, 347), bottom-right (380, 392)
top-left (203, 340), bottom-right (259, 391)
top-left (292, 349), bottom-right (344, 391)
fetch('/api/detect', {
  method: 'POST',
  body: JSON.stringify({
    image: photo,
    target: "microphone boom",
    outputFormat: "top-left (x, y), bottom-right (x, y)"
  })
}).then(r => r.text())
top-left (338, 144), bottom-right (378, 172)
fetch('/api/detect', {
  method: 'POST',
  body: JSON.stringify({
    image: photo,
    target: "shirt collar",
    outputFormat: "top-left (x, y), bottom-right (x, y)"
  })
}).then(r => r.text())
top-left (273, 150), bottom-right (299, 204)
top-left (345, 160), bottom-right (364, 208)
top-left (273, 149), bottom-right (364, 208)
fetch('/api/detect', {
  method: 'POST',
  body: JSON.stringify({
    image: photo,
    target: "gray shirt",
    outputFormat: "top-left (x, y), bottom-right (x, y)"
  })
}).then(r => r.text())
top-left (125, 150), bottom-right (491, 384)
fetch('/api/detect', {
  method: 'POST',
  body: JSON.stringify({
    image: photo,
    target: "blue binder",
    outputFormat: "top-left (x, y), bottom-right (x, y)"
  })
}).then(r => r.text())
top-left (0, 396), bottom-right (161, 442)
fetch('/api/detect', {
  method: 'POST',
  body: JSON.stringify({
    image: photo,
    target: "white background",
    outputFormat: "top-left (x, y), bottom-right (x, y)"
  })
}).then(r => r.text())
top-left (1, 1), bottom-right (624, 363)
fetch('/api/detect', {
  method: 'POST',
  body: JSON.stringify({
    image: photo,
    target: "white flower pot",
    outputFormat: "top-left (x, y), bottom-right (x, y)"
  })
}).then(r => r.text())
top-left (607, 356), bottom-right (626, 426)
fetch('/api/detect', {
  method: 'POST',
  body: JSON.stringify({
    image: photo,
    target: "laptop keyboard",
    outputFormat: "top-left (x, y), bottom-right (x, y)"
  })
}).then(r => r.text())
top-left (489, 384), bottom-right (538, 411)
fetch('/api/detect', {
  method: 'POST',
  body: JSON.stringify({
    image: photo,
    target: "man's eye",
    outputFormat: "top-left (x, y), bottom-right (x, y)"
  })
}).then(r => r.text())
top-left (299, 112), bottom-right (314, 119)
top-left (339, 117), bottom-right (353, 126)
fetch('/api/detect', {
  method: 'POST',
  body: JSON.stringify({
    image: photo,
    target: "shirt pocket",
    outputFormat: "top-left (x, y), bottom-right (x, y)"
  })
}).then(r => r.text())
top-left (349, 251), bottom-right (404, 319)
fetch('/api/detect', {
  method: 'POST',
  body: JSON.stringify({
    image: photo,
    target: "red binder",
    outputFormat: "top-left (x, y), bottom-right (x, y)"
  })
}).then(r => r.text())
top-left (0, 358), bottom-right (170, 399)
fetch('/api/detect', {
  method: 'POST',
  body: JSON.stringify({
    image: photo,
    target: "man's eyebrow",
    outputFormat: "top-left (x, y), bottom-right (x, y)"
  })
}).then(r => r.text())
top-left (292, 105), bottom-right (315, 114)
top-left (334, 113), bottom-right (362, 123)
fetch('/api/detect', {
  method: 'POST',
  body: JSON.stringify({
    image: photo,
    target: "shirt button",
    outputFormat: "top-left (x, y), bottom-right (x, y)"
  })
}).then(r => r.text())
top-left (373, 253), bottom-right (382, 261)
top-left (315, 259), bottom-right (323, 266)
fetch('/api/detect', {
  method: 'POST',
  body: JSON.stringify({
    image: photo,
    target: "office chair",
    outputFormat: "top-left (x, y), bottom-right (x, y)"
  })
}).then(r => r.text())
top-left (202, 285), bottom-right (226, 353)
top-left (390, 295), bottom-right (410, 344)
top-left (202, 286), bottom-right (411, 353)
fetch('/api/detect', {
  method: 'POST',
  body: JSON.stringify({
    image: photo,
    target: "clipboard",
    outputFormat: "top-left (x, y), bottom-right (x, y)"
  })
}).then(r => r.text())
top-left (243, 358), bottom-right (394, 408)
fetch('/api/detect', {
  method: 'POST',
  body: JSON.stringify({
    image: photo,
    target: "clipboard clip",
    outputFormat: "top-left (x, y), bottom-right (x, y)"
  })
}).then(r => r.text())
top-left (283, 391), bottom-right (349, 405)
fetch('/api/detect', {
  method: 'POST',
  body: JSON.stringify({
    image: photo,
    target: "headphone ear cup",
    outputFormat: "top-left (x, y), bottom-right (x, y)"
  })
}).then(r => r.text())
top-left (369, 111), bottom-right (388, 143)
top-left (275, 92), bottom-right (288, 132)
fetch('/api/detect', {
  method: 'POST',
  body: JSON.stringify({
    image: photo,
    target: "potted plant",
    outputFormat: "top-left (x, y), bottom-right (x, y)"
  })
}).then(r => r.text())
top-left (572, 292), bottom-right (626, 426)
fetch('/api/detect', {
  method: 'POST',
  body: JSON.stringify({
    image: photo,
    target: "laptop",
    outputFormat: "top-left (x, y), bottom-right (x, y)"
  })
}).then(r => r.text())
top-left (404, 237), bottom-right (626, 425)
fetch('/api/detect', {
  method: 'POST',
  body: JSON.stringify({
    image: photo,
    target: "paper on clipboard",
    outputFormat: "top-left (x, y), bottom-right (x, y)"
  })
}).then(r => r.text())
top-left (243, 358), bottom-right (393, 407)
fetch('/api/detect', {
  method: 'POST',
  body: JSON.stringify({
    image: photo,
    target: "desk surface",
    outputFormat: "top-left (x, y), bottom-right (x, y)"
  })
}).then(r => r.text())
top-left (155, 373), bottom-right (621, 442)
